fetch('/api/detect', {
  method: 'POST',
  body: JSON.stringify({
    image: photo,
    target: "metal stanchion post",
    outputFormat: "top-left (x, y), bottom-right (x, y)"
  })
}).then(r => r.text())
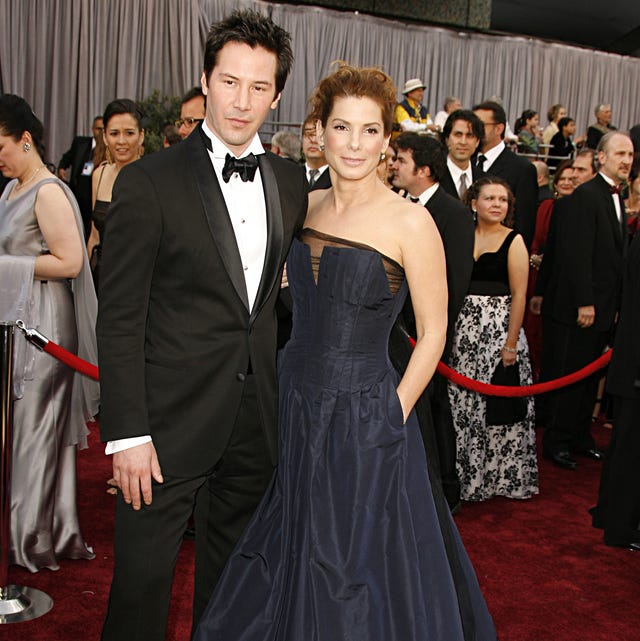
top-left (0, 321), bottom-right (52, 623)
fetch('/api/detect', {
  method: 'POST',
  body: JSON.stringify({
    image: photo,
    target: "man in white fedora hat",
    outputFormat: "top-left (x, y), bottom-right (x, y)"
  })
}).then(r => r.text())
top-left (392, 77), bottom-right (437, 139)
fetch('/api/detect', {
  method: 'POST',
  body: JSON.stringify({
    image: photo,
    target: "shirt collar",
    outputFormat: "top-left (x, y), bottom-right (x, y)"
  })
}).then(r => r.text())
top-left (201, 120), bottom-right (265, 160)
top-left (306, 163), bottom-right (328, 175)
top-left (447, 156), bottom-right (471, 181)
top-left (412, 182), bottom-right (439, 205)
top-left (598, 171), bottom-right (617, 188)
top-left (482, 140), bottom-right (506, 168)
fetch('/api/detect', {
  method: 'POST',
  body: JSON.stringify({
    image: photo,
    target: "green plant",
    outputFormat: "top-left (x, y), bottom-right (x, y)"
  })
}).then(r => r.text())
top-left (138, 90), bottom-right (181, 155)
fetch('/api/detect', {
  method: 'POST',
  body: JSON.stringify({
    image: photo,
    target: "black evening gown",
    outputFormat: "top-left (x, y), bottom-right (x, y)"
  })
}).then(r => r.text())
top-left (194, 229), bottom-right (497, 641)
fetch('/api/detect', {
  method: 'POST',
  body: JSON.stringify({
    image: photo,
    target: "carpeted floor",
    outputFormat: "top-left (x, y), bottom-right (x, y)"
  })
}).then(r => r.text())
top-left (3, 421), bottom-right (639, 641)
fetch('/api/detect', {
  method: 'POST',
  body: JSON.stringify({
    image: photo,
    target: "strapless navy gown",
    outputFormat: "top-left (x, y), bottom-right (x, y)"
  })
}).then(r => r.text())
top-left (194, 230), bottom-right (497, 641)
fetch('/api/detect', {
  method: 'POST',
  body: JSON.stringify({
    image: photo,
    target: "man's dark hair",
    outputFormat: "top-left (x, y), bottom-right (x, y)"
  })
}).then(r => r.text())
top-left (395, 132), bottom-right (446, 183)
top-left (473, 101), bottom-right (507, 139)
top-left (203, 10), bottom-right (293, 96)
top-left (441, 109), bottom-right (485, 145)
top-left (575, 148), bottom-right (598, 173)
top-left (181, 86), bottom-right (205, 107)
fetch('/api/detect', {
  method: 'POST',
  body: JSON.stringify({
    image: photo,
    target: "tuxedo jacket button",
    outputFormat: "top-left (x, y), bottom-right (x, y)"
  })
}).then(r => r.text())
top-left (236, 372), bottom-right (246, 382)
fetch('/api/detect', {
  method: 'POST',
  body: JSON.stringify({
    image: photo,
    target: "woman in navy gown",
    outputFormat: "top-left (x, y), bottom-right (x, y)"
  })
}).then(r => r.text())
top-left (195, 64), bottom-right (497, 641)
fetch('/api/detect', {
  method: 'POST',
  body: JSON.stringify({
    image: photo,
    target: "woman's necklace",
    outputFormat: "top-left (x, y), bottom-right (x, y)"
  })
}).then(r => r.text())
top-left (14, 164), bottom-right (46, 193)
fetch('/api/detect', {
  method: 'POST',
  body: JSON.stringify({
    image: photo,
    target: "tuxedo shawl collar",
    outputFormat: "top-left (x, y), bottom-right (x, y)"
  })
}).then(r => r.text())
top-left (188, 126), bottom-right (284, 319)
top-left (592, 174), bottom-right (627, 251)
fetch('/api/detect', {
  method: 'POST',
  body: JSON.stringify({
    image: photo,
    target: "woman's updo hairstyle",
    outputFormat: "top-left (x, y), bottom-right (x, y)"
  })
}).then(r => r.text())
top-left (103, 98), bottom-right (145, 130)
top-left (307, 63), bottom-right (397, 136)
top-left (0, 94), bottom-right (47, 161)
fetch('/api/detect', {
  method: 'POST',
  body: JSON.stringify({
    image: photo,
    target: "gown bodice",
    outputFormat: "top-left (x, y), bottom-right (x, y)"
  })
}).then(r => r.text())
top-left (469, 229), bottom-right (518, 296)
top-left (281, 228), bottom-right (407, 391)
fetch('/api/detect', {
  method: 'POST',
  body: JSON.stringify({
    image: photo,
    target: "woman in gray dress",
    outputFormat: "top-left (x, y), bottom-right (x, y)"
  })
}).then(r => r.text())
top-left (0, 94), bottom-right (99, 571)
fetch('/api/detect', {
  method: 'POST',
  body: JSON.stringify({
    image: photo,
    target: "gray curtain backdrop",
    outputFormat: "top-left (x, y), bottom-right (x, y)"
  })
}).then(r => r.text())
top-left (2, 0), bottom-right (639, 164)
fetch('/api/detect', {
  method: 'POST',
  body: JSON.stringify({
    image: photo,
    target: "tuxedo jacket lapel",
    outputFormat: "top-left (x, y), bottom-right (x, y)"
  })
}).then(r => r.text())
top-left (188, 130), bottom-right (250, 312)
top-left (595, 175), bottom-right (625, 250)
top-left (251, 154), bottom-right (284, 322)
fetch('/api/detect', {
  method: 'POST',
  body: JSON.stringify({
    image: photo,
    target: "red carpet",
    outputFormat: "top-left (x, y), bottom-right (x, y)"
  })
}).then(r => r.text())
top-left (3, 421), bottom-right (639, 641)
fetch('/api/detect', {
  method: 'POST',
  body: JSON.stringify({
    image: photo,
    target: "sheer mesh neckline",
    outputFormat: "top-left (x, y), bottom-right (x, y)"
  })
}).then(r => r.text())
top-left (299, 227), bottom-right (405, 294)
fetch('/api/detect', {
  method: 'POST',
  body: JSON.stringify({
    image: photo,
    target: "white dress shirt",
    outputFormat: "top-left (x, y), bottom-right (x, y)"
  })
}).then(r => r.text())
top-left (106, 123), bottom-right (268, 455)
top-left (305, 163), bottom-right (329, 185)
top-left (447, 156), bottom-right (473, 196)
top-left (599, 172), bottom-right (623, 224)
top-left (407, 182), bottom-right (439, 206)
top-left (478, 140), bottom-right (506, 172)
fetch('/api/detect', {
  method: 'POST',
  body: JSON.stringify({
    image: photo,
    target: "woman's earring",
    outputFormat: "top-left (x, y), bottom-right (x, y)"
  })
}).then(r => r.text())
top-left (472, 209), bottom-right (477, 222)
top-left (318, 141), bottom-right (325, 151)
top-left (23, 142), bottom-right (31, 153)
top-left (380, 152), bottom-right (386, 162)
top-left (106, 147), bottom-right (112, 163)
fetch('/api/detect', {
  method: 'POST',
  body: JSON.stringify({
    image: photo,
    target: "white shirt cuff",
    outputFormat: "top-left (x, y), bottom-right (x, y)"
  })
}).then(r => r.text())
top-left (105, 435), bottom-right (153, 455)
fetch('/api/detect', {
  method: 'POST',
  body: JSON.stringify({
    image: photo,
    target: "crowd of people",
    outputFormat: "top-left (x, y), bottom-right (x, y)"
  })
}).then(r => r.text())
top-left (1, 7), bottom-right (639, 641)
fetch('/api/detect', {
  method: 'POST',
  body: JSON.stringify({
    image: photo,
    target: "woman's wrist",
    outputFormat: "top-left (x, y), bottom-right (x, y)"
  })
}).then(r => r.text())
top-left (502, 344), bottom-right (517, 353)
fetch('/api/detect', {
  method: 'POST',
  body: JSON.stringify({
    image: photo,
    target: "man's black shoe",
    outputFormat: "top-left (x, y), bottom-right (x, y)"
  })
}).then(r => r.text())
top-left (605, 540), bottom-right (640, 552)
top-left (543, 450), bottom-right (577, 470)
top-left (573, 447), bottom-right (605, 460)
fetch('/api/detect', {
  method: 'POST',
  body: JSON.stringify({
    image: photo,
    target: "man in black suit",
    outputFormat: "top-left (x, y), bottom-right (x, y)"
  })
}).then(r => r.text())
top-left (391, 132), bottom-right (475, 510)
top-left (175, 86), bottom-right (206, 140)
top-left (586, 103), bottom-right (616, 150)
top-left (591, 230), bottom-right (640, 551)
top-left (474, 101), bottom-right (538, 249)
top-left (532, 159), bottom-right (553, 203)
top-left (541, 132), bottom-right (633, 470)
top-left (301, 116), bottom-right (331, 191)
top-left (58, 115), bottom-right (103, 239)
top-left (97, 11), bottom-right (307, 640)
top-left (440, 109), bottom-right (485, 200)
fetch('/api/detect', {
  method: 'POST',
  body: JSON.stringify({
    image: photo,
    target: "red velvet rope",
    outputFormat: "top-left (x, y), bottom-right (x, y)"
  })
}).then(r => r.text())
top-left (43, 341), bottom-right (99, 381)
top-left (436, 351), bottom-right (611, 397)
top-left (407, 335), bottom-right (611, 397)
top-left (31, 332), bottom-right (612, 396)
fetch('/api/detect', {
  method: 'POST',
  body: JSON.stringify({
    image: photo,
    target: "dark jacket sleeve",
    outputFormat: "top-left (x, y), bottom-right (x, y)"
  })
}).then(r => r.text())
top-left (96, 163), bottom-right (163, 441)
top-left (513, 160), bottom-right (539, 250)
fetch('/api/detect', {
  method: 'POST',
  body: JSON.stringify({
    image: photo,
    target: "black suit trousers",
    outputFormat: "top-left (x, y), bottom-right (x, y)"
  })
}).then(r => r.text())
top-left (428, 372), bottom-right (460, 508)
top-left (541, 318), bottom-right (609, 453)
top-left (595, 396), bottom-right (640, 545)
top-left (101, 376), bottom-right (274, 641)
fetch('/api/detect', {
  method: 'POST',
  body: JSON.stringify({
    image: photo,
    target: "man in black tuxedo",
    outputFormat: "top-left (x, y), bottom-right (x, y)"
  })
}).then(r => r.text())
top-left (97, 11), bottom-right (307, 641)
top-left (541, 132), bottom-right (633, 470)
top-left (301, 116), bottom-right (331, 191)
top-left (58, 115), bottom-right (103, 239)
top-left (474, 101), bottom-right (538, 249)
top-left (591, 230), bottom-right (640, 551)
top-left (440, 109), bottom-right (485, 200)
top-left (390, 132), bottom-right (474, 510)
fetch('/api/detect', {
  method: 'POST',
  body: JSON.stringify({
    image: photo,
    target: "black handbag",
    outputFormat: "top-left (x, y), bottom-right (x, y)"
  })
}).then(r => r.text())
top-left (486, 361), bottom-right (528, 426)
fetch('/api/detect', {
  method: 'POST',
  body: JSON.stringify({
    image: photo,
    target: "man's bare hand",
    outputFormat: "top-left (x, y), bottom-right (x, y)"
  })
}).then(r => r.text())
top-left (529, 296), bottom-right (543, 315)
top-left (577, 305), bottom-right (595, 328)
top-left (112, 442), bottom-right (163, 510)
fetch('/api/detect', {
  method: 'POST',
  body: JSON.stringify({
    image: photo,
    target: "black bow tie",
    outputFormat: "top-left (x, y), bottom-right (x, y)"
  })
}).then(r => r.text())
top-left (222, 153), bottom-right (259, 183)
top-left (609, 184), bottom-right (622, 195)
top-left (409, 196), bottom-right (420, 203)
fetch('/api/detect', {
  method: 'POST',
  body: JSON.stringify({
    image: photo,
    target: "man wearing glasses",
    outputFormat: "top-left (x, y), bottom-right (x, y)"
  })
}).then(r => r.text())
top-left (176, 86), bottom-right (206, 140)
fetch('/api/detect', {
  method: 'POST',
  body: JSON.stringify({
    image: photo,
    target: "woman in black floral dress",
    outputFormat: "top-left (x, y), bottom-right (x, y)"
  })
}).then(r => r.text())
top-left (448, 177), bottom-right (538, 501)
